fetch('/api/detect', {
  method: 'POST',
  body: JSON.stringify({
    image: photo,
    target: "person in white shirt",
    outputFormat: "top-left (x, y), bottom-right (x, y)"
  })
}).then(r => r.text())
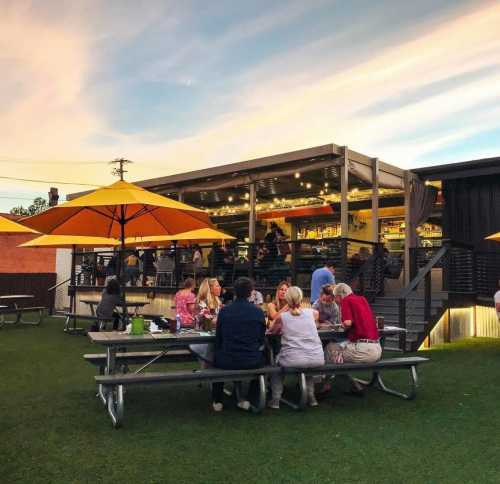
top-left (494, 281), bottom-right (500, 322)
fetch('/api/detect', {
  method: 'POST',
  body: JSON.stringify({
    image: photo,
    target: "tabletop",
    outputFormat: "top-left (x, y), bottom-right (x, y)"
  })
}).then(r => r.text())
top-left (0, 294), bottom-right (35, 300)
top-left (88, 325), bottom-right (405, 347)
top-left (80, 299), bottom-right (149, 307)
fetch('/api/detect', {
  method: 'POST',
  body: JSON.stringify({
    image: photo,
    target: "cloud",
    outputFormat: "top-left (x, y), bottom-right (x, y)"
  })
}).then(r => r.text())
top-left (0, 0), bottom-right (499, 214)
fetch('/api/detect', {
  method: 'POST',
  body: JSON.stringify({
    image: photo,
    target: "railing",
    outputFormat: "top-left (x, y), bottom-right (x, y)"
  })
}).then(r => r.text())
top-left (475, 251), bottom-right (500, 298)
top-left (71, 237), bottom-right (381, 296)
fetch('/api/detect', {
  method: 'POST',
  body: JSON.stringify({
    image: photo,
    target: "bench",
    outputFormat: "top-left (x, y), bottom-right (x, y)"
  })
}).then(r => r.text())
top-left (281, 356), bottom-right (429, 409)
top-left (84, 349), bottom-right (196, 374)
top-left (94, 356), bottom-right (429, 428)
top-left (64, 313), bottom-right (114, 333)
top-left (0, 306), bottom-right (46, 326)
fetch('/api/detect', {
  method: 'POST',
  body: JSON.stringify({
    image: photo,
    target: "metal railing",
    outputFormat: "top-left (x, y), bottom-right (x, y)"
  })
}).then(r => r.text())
top-left (71, 237), bottom-right (382, 296)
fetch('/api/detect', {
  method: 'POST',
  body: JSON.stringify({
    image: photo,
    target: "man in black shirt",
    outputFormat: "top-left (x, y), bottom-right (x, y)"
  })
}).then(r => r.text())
top-left (212, 277), bottom-right (266, 411)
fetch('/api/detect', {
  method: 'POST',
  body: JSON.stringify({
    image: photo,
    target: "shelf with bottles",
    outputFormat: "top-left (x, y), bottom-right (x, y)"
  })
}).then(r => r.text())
top-left (297, 222), bottom-right (341, 240)
top-left (380, 218), bottom-right (405, 241)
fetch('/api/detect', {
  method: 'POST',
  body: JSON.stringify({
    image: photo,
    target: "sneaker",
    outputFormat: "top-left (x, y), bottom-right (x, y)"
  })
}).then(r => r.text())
top-left (267, 398), bottom-right (280, 409)
top-left (308, 395), bottom-right (319, 407)
top-left (212, 402), bottom-right (223, 412)
top-left (237, 400), bottom-right (251, 411)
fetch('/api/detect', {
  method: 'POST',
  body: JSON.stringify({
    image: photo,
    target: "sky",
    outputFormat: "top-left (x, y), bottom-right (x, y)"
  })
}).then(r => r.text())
top-left (1, 0), bottom-right (500, 212)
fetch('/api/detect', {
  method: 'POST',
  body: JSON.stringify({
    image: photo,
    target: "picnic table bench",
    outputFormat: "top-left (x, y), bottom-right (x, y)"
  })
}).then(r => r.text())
top-left (95, 356), bottom-right (429, 427)
top-left (0, 295), bottom-right (46, 327)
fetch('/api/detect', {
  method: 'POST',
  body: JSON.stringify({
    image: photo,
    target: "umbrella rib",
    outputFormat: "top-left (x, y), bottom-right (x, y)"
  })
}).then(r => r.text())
top-left (124, 205), bottom-right (155, 223)
top-left (106, 206), bottom-right (118, 238)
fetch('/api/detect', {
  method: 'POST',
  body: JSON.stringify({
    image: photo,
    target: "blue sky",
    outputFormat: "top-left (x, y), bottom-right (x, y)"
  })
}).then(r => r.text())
top-left (0, 0), bottom-right (499, 211)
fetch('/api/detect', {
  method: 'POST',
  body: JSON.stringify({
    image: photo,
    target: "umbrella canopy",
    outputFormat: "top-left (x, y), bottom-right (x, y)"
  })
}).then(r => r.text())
top-left (485, 232), bottom-right (500, 242)
top-left (18, 234), bottom-right (119, 249)
top-left (0, 214), bottom-right (38, 234)
top-left (124, 228), bottom-right (235, 247)
top-left (20, 180), bottom-right (213, 240)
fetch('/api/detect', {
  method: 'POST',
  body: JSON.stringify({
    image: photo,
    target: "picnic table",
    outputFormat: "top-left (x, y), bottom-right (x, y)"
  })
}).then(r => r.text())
top-left (0, 295), bottom-right (42, 325)
top-left (80, 299), bottom-right (150, 317)
top-left (88, 325), bottom-right (406, 375)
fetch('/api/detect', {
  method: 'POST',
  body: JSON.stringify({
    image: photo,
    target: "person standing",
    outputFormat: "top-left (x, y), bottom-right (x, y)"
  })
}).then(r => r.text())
top-left (212, 277), bottom-right (266, 412)
top-left (310, 261), bottom-right (336, 304)
top-left (495, 280), bottom-right (500, 322)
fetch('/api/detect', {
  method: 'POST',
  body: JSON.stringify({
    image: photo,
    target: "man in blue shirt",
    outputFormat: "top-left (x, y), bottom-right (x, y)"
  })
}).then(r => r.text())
top-left (310, 261), bottom-right (336, 303)
top-left (212, 277), bottom-right (266, 412)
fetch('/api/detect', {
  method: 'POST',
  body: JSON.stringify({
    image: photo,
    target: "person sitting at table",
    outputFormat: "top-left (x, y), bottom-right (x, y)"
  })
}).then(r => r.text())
top-left (174, 277), bottom-right (196, 328)
top-left (268, 286), bottom-right (324, 409)
top-left (94, 278), bottom-right (123, 331)
top-left (95, 256), bottom-right (106, 286)
top-left (267, 281), bottom-right (290, 325)
top-left (326, 283), bottom-right (381, 365)
top-left (189, 278), bottom-right (222, 366)
top-left (312, 284), bottom-right (339, 326)
top-left (248, 280), bottom-right (264, 308)
top-left (212, 277), bottom-right (266, 412)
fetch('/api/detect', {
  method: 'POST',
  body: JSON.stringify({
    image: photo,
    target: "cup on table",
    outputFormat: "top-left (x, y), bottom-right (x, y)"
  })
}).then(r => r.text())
top-left (376, 316), bottom-right (385, 329)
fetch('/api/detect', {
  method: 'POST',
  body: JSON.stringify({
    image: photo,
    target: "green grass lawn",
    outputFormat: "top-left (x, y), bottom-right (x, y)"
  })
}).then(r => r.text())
top-left (1, 318), bottom-right (500, 484)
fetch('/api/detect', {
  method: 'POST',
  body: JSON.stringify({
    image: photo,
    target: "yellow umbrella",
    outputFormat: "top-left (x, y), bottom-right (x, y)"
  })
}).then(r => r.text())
top-left (19, 234), bottom-right (119, 248)
top-left (124, 228), bottom-right (235, 247)
top-left (0, 214), bottom-right (38, 234)
top-left (485, 232), bottom-right (500, 242)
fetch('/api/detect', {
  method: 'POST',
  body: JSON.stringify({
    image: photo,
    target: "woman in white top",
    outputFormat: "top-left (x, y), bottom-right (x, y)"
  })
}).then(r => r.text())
top-left (269, 286), bottom-right (324, 409)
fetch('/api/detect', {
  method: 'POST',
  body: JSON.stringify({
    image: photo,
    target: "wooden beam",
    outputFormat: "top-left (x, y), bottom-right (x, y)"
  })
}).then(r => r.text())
top-left (248, 182), bottom-right (256, 243)
top-left (403, 170), bottom-right (412, 284)
top-left (372, 157), bottom-right (379, 243)
top-left (340, 146), bottom-right (349, 237)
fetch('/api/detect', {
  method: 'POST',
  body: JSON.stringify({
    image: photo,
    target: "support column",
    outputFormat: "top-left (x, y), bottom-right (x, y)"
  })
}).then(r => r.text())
top-left (249, 182), bottom-right (257, 243)
top-left (340, 146), bottom-right (349, 237)
top-left (404, 171), bottom-right (412, 285)
top-left (177, 191), bottom-right (184, 203)
top-left (371, 157), bottom-right (379, 243)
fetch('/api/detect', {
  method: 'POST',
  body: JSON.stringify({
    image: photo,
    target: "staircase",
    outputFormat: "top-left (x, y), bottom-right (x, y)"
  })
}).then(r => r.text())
top-left (371, 295), bottom-right (448, 352)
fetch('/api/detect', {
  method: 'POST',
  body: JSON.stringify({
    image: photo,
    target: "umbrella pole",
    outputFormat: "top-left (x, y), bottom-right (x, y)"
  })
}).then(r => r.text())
top-left (69, 245), bottom-right (78, 332)
top-left (120, 206), bottom-right (128, 329)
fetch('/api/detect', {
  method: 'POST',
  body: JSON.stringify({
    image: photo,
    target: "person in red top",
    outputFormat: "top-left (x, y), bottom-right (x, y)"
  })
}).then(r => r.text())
top-left (326, 283), bottom-right (382, 364)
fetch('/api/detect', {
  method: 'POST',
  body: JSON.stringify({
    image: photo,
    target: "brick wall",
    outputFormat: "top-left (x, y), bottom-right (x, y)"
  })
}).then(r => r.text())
top-left (0, 234), bottom-right (56, 273)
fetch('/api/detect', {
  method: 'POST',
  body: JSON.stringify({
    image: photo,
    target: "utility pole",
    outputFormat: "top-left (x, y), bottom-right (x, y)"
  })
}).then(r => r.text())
top-left (110, 158), bottom-right (133, 180)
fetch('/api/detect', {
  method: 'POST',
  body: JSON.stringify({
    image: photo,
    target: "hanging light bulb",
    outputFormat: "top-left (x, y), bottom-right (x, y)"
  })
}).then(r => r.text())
top-left (306, 182), bottom-right (312, 189)
top-left (294, 172), bottom-right (301, 179)
top-left (228, 195), bottom-right (233, 202)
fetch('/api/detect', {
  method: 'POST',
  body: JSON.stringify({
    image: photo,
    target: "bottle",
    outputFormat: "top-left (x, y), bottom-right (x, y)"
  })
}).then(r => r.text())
top-left (175, 314), bottom-right (181, 333)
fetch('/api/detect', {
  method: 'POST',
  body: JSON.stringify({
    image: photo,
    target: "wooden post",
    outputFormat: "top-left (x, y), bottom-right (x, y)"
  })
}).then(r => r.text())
top-left (340, 146), bottom-right (349, 238)
top-left (249, 182), bottom-right (256, 243)
top-left (404, 171), bottom-right (412, 285)
top-left (371, 157), bottom-right (379, 243)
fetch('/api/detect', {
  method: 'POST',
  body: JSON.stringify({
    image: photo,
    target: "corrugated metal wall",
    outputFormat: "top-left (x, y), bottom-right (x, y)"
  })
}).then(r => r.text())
top-left (475, 305), bottom-right (500, 338)
top-left (425, 306), bottom-right (498, 347)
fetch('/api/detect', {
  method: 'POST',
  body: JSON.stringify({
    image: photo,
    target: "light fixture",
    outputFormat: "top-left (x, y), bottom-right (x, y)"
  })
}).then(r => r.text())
top-left (228, 195), bottom-right (233, 202)
top-left (306, 182), bottom-right (312, 189)
top-left (244, 202), bottom-right (249, 208)
top-left (324, 182), bottom-right (329, 187)
top-left (244, 192), bottom-right (250, 199)
top-left (320, 190), bottom-right (324, 195)
top-left (294, 172), bottom-right (301, 179)
top-left (300, 181), bottom-right (304, 186)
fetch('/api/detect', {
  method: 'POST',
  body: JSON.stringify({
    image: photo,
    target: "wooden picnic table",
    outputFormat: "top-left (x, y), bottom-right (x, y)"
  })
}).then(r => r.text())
top-left (88, 325), bottom-right (406, 375)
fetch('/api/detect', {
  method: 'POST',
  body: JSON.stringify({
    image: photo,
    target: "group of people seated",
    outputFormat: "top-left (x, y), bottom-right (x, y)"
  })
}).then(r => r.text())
top-left (95, 258), bottom-right (382, 412)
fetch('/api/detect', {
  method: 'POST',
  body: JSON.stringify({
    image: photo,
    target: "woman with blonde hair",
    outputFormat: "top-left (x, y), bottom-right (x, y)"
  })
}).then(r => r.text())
top-left (269, 286), bottom-right (324, 409)
top-left (190, 278), bottom-right (222, 365)
top-left (267, 280), bottom-right (289, 323)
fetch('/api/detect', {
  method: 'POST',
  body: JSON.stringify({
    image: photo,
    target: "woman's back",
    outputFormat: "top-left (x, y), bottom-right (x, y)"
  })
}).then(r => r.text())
top-left (279, 308), bottom-right (324, 367)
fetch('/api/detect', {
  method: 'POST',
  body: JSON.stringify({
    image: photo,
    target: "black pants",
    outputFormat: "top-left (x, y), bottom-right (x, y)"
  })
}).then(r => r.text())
top-left (212, 359), bottom-right (264, 404)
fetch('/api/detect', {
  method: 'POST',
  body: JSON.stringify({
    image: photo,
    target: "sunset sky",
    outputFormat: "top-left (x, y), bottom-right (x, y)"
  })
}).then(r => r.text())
top-left (1, 0), bottom-right (500, 211)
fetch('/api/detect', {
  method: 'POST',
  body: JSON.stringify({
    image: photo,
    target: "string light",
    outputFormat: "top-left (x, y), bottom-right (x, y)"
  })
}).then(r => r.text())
top-left (306, 182), bottom-right (312, 189)
top-left (228, 195), bottom-right (233, 202)
top-left (294, 172), bottom-right (301, 179)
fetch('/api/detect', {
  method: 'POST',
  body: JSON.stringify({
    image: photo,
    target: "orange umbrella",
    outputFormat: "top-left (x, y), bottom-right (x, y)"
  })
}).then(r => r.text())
top-left (19, 234), bottom-right (119, 248)
top-left (485, 232), bottom-right (500, 242)
top-left (20, 180), bottom-right (212, 240)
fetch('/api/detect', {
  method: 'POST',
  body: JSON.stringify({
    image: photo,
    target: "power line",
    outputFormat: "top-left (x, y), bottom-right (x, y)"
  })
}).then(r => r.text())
top-left (0, 175), bottom-right (101, 187)
top-left (0, 158), bottom-right (109, 165)
top-left (0, 196), bottom-right (41, 201)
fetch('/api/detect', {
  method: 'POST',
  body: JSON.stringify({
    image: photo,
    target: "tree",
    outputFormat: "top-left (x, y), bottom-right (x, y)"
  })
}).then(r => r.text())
top-left (10, 197), bottom-right (48, 216)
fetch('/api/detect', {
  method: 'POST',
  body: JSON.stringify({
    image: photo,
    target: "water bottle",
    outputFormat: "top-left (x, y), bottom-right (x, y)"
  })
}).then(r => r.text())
top-left (175, 314), bottom-right (181, 333)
